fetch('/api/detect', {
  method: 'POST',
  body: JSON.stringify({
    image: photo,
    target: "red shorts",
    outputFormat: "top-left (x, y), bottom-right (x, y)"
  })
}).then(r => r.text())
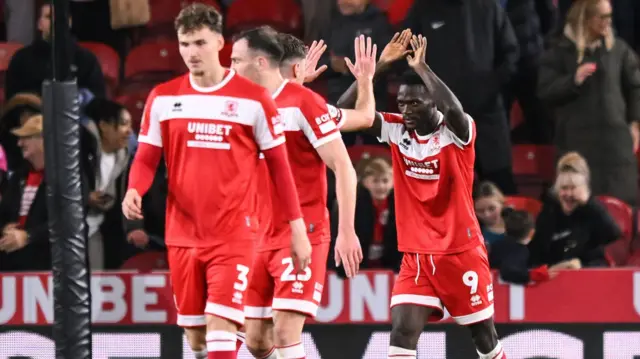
top-left (244, 242), bottom-right (330, 319)
top-left (390, 245), bottom-right (495, 325)
top-left (167, 245), bottom-right (253, 328)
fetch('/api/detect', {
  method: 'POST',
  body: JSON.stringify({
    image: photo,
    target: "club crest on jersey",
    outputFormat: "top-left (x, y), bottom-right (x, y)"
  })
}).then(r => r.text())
top-left (222, 100), bottom-right (239, 117)
top-left (271, 114), bottom-right (284, 135)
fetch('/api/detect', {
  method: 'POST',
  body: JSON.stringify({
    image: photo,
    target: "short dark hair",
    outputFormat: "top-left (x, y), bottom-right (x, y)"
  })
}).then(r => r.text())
top-left (84, 98), bottom-right (126, 127)
top-left (502, 208), bottom-right (534, 241)
top-left (400, 70), bottom-right (426, 87)
top-left (278, 33), bottom-right (306, 63)
top-left (232, 26), bottom-right (284, 65)
top-left (174, 3), bottom-right (223, 34)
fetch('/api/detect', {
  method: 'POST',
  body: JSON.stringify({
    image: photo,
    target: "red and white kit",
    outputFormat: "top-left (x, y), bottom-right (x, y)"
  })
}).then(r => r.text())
top-left (137, 70), bottom-right (284, 327)
top-left (246, 80), bottom-right (346, 319)
top-left (379, 111), bottom-right (494, 325)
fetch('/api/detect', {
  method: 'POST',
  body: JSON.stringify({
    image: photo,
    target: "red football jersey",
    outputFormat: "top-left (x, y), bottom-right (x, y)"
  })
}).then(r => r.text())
top-left (257, 80), bottom-right (346, 251)
top-left (379, 111), bottom-right (482, 254)
top-left (138, 70), bottom-right (284, 248)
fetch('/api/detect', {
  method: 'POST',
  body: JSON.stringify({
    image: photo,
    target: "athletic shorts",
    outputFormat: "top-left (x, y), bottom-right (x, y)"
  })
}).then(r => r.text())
top-left (390, 245), bottom-right (495, 325)
top-left (244, 242), bottom-right (330, 319)
top-left (167, 245), bottom-right (253, 328)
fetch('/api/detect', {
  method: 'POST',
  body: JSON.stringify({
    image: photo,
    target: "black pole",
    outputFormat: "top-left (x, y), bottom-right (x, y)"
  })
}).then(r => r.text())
top-left (44, 0), bottom-right (92, 358)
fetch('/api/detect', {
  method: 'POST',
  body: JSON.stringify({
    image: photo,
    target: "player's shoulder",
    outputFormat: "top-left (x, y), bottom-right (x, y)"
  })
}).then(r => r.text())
top-left (278, 81), bottom-right (324, 106)
top-left (150, 74), bottom-right (190, 97)
top-left (378, 111), bottom-right (404, 124)
top-left (229, 71), bottom-right (272, 100)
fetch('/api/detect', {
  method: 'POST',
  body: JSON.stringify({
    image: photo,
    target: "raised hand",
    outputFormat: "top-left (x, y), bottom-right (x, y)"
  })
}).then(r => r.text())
top-left (379, 29), bottom-right (412, 65)
top-left (406, 34), bottom-right (427, 68)
top-left (304, 39), bottom-right (328, 83)
top-left (345, 35), bottom-right (377, 81)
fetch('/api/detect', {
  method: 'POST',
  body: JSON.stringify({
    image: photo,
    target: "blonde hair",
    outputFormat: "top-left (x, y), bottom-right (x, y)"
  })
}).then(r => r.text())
top-left (565, 0), bottom-right (613, 63)
top-left (473, 181), bottom-right (505, 203)
top-left (554, 152), bottom-right (591, 191)
top-left (357, 156), bottom-right (392, 180)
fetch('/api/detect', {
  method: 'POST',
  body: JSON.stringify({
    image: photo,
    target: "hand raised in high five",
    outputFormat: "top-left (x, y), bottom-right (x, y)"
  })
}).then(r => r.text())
top-left (304, 40), bottom-right (328, 83)
top-left (379, 29), bottom-right (412, 65)
top-left (406, 34), bottom-right (427, 68)
top-left (345, 34), bottom-right (377, 81)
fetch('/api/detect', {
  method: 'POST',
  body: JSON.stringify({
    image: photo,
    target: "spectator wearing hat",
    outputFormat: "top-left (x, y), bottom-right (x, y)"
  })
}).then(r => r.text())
top-left (0, 93), bottom-right (42, 172)
top-left (0, 114), bottom-right (51, 271)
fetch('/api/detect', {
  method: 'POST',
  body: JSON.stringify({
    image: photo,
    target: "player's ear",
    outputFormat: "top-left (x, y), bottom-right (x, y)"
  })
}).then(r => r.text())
top-left (293, 63), bottom-right (301, 79)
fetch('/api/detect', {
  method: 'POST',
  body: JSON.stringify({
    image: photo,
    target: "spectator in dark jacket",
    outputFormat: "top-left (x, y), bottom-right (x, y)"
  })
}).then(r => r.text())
top-left (528, 152), bottom-right (621, 268)
top-left (403, 0), bottom-right (520, 194)
top-left (0, 115), bottom-right (50, 271)
top-left (537, 0), bottom-right (640, 205)
top-left (504, 0), bottom-right (556, 143)
top-left (318, 0), bottom-right (392, 145)
top-left (490, 208), bottom-right (554, 285)
top-left (4, 0), bottom-right (106, 100)
top-left (0, 93), bottom-right (42, 172)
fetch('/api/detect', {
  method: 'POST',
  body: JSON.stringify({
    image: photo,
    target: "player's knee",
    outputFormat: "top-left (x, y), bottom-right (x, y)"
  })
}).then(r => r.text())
top-left (184, 327), bottom-right (206, 351)
top-left (245, 336), bottom-right (273, 359)
top-left (273, 311), bottom-right (306, 345)
top-left (390, 323), bottom-right (421, 349)
top-left (467, 318), bottom-right (499, 352)
top-left (389, 306), bottom-right (425, 349)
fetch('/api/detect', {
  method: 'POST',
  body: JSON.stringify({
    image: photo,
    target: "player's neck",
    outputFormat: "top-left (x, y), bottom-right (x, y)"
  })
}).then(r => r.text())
top-left (190, 64), bottom-right (227, 88)
top-left (261, 70), bottom-right (286, 96)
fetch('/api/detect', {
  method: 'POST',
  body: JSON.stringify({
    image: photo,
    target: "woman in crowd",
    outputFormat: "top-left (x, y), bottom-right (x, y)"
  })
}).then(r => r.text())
top-left (82, 98), bottom-right (132, 269)
top-left (528, 152), bottom-right (621, 268)
top-left (537, 0), bottom-right (640, 205)
top-left (474, 181), bottom-right (507, 248)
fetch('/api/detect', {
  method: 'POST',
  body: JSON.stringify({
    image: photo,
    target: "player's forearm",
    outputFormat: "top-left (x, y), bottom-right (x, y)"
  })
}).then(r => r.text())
top-left (353, 78), bottom-right (376, 126)
top-left (336, 61), bottom-right (392, 109)
top-left (128, 143), bottom-right (162, 197)
top-left (263, 145), bottom-right (303, 221)
top-left (413, 62), bottom-right (463, 113)
top-left (333, 159), bottom-right (358, 232)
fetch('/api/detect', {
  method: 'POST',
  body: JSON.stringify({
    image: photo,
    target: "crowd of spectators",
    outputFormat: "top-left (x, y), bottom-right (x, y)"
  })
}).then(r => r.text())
top-left (0, 0), bottom-right (639, 282)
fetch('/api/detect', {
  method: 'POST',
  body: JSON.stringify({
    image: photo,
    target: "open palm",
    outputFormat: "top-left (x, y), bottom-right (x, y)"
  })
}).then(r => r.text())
top-left (379, 29), bottom-right (412, 65)
top-left (345, 35), bottom-right (377, 81)
top-left (406, 34), bottom-right (427, 68)
top-left (304, 40), bottom-right (328, 83)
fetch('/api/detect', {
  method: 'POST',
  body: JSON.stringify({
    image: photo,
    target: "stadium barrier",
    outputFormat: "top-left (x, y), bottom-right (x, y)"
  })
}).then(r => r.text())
top-left (1, 269), bottom-right (639, 358)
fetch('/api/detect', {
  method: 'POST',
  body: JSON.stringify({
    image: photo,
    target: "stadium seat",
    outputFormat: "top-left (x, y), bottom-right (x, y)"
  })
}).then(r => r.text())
top-left (116, 89), bottom-right (151, 134)
top-left (512, 145), bottom-right (556, 180)
top-left (371, 0), bottom-right (415, 25)
top-left (78, 42), bottom-right (120, 91)
top-left (219, 42), bottom-right (232, 67)
top-left (510, 100), bottom-right (524, 130)
top-left (120, 251), bottom-right (169, 272)
top-left (504, 196), bottom-right (543, 217)
top-left (0, 42), bottom-right (23, 73)
top-left (347, 145), bottom-right (391, 164)
top-left (148, 0), bottom-right (183, 28)
top-left (597, 195), bottom-right (633, 266)
top-left (225, 0), bottom-right (303, 36)
top-left (124, 42), bottom-right (185, 82)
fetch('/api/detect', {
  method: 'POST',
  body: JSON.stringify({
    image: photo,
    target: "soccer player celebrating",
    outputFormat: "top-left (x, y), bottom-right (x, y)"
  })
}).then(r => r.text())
top-left (228, 26), bottom-right (372, 359)
top-left (339, 34), bottom-right (507, 359)
top-left (121, 5), bottom-right (310, 359)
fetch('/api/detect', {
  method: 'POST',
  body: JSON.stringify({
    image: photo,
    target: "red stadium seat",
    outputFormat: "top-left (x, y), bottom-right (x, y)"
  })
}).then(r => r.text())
top-left (347, 145), bottom-right (391, 164)
top-left (116, 89), bottom-right (151, 134)
top-left (124, 42), bottom-right (185, 82)
top-left (219, 42), bottom-right (232, 67)
top-left (597, 195), bottom-right (633, 266)
top-left (78, 42), bottom-right (120, 90)
top-left (148, 0), bottom-right (183, 28)
top-left (225, 0), bottom-right (303, 36)
top-left (0, 42), bottom-right (23, 73)
top-left (120, 251), bottom-right (169, 272)
top-left (512, 145), bottom-right (556, 179)
top-left (510, 100), bottom-right (524, 130)
top-left (504, 196), bottom-right (543, 217)
top-left (371, 0), bottom-right (414, 25)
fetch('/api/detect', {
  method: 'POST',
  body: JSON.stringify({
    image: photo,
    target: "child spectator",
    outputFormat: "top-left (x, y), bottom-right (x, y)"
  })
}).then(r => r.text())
top-left (330, 156), bottom-right (400, 272)
top-left (490, 208), bottom-right (554, 285)
top-left (474, 181), bottom-right (507, 248)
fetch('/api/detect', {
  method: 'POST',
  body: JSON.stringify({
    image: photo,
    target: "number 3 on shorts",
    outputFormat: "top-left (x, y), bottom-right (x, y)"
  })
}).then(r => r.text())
top-left (281, 257), bottom-right (312, 282)
top-left (462, 270), bottom-right (479, 294)
top-left (234, 264), bottom-right (250, 291)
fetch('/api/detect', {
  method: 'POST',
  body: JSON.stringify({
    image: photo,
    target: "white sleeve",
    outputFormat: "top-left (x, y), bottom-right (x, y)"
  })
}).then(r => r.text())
top-left (138, 92), bottom-right (163, 148)
top-left (378, 118), bottom-right (393, 144)
top-left (253, 106), bottom-right (286, 151)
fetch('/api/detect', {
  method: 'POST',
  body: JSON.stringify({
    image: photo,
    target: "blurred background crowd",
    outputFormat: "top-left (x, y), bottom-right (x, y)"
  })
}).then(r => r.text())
top-left (0, 0), bottom-right (638, 286)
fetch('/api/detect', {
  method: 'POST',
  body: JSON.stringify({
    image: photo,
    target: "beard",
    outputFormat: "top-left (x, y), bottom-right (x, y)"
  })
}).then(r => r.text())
top-left (191, 70), bottom-right (205, 77)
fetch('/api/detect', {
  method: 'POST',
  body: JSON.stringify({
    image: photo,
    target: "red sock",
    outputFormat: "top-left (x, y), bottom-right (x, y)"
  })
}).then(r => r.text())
top-left (206, 331), bottom-right (237, 359)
